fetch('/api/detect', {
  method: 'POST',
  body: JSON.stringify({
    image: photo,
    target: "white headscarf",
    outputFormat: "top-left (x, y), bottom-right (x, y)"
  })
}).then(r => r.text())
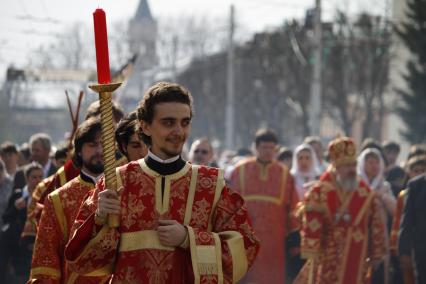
top-left (357, 148), bottom-right (385, 191)
top-left (290, 144), bottom-right (321, 198)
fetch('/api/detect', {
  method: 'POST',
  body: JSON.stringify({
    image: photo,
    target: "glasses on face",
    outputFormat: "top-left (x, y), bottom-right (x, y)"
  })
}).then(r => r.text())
top-left (194, 149), bottom-right (209, 155)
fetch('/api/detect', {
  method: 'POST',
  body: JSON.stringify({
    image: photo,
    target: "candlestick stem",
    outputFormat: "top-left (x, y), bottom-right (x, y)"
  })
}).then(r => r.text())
top-left (89, 82), bottom-right (122, 228)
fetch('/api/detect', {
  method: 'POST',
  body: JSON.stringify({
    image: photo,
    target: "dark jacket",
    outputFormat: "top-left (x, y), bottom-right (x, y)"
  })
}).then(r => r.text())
top-left (399, 174), bottom-right (426, 256)
top-left (1, 188), bottom-right (27, 243)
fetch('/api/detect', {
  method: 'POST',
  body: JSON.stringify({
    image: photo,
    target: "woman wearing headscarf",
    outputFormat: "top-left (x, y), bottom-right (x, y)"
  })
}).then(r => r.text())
top-left (290, 143), bottom-right (321, 200)
top-left (357, 148), bottom-right (396, 284)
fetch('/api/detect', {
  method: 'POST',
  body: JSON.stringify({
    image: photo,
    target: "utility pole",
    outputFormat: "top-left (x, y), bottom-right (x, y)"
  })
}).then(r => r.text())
top-left (309, 0), bottom-right (322, 136)
top-left (171, 35), bottom-right (178, 82)
top-left (225, 5), bottom-right (235, 150)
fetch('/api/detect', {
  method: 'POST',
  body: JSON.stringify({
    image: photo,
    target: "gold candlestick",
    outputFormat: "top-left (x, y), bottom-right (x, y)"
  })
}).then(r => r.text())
top-left (89, 82), bottom-right (122, 228)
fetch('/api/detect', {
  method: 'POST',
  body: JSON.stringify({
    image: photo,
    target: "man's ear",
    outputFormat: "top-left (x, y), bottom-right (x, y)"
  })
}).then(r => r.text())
top-left (140, 121), bottom-right (151, 137)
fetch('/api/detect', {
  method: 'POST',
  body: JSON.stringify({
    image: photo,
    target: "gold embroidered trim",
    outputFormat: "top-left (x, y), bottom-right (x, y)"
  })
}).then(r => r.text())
top-left (219, 231), bottom-right (248, 283)
top-left (30, 266), bottom-right (61, 279)
top-left (119, 230), bottom-right (174, 252)
top-left (58, 166), bottom-right (66, 186)
top-left (213, 233), bottom-right (224, 284)
top-left (49, 191), bottom-right (67, 240)
top-left (188, 227), bottom-right (201, 284)
top-left (208, 169), bottom-right (225, 231)
top-left (184, 166), bottom-right (199, 225)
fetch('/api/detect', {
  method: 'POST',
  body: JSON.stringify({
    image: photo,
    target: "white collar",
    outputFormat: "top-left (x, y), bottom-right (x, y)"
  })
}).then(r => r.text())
top-left (148, 149), bottom-right (180, 164)
top-left (81, 170), bottom-right (101, 184)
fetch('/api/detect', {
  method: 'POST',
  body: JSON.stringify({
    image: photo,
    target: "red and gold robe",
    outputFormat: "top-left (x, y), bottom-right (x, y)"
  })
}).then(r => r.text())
top-left (65, 160), bottom-right (259, 283)
top-left (28, 175), bottom-right (110, 284)
top-left (22, 160), bottom-right (80, 240)
top-left (390, 189), bottom-right (408, 256)
top-left (230, 157), bottom-right (299, 283)
top-left (295, 171), bottom-right (385, 284)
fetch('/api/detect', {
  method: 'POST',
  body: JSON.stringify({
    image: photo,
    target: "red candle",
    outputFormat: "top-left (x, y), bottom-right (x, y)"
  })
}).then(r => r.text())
top-left (93, 8), bottom-right (111, 84)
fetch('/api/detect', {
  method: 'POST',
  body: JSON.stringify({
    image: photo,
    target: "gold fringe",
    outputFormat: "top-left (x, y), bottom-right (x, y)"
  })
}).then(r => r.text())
top-left (198, 263), bottom-right (218, 275)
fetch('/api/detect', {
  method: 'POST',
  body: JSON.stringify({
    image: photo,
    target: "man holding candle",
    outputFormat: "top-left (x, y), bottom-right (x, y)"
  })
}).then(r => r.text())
top-left (65, 82), bottom-right (260, 283)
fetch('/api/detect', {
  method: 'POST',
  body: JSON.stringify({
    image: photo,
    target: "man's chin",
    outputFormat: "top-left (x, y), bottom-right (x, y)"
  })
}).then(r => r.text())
top-left (164, 148), bottom-right (182, 158)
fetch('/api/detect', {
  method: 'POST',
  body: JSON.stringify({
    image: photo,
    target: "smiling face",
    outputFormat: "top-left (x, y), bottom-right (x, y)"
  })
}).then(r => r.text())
top-left (141, 102), bottom-right (192, 160)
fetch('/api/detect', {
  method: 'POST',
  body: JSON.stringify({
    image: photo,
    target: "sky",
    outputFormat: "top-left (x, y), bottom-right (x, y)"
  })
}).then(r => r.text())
top-left (0, 0), bottom-right (388, 81)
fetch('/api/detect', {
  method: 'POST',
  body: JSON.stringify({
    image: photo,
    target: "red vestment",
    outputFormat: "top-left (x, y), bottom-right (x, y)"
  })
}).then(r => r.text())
top-left (230, 158), bottom-right (299, 284)
top-left (65, 160), bottom-right (259, 283)
top-left (295, 171), bottom-right (386, 284)
top-left (28, 175), bottom-right (109, 283)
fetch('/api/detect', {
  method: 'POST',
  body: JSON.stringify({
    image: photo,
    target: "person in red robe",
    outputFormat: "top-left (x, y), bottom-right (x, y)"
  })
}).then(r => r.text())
top-left (64, 82), bottom-right (259, 283)
top-left (230, 129), bottom-right (300, 284)
top-left (28, 117), bottom-right (112, 283)
top-left (295, 137), bottom-right (386, 284)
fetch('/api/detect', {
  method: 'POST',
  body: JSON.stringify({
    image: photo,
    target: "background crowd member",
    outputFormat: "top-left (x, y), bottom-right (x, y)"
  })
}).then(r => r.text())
top-left (115, 111), bottom-right (148, 162)
top-left (188, 137), bottom-right (215, 166)
top-left (0, 142), bottom-right (19, 180)
top-left (277, 146), bottom-right (293, 169)
top-left (290, 143), bottom-right (320, 199)
top-left (0, 160), bottom-right (12, 230)
top-left (358, 148), bottom-right (396, 284)
top-left (0, 162), bottom-right (43, 283)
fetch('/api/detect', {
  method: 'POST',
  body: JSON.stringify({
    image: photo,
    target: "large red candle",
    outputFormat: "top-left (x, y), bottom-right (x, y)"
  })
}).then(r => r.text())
top-left (93, 8), bottom-right (111, 84)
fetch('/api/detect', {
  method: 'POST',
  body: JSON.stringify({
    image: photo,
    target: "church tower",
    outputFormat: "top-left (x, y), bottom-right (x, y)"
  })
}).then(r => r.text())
top-left (128, 0), bottom-right (158, 70)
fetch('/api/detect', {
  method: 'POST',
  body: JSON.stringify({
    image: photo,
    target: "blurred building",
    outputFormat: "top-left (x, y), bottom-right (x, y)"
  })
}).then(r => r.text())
top-left (118, 0), bottom-right (159, 112)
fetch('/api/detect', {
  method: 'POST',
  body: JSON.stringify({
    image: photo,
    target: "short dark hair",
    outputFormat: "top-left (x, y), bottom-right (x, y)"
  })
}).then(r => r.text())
top-left (24, 161), bottom-right (43, 178)
top-left (383, 141), bottom-right (401, 153)
top-left (407, 155), bottom-right (426, 170)
top-left (254, 129), bottom-right (278, 147)
top-left (277, 147), bottom-right (293, 161)
top-left (19, 143), bottom-right (31, 162)
top-left (115, 111), bottom-right (139, 157)
top-left (0, 141), bottom-right (18, 155)
top-left (407, 144), bottom-right (426, 161)
top-left (54, 144), bottom-right (69, 161)
top-left (85, 100), bottom-right (124, 123)
top-left (137, 82), bottom-right (194, 145)
top-left (236, 147), bottom-right (253, 157)
top-left (386, 166), bottom-right (406, 182)
top-left (72, 117), bottom-right (102, 168)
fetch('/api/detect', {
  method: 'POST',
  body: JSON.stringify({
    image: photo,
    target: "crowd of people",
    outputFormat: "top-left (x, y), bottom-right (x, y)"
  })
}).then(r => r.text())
top-left (0, 81), bottom-right (424, 283)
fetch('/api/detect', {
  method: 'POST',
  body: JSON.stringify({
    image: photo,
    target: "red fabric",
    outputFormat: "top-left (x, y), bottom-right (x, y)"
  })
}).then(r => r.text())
top-left (29, 176), bottom-right (108, 283)
top-left (230, 158), bottom-right (298, 283)
top-left (65, 161), bottom-right (259, 283)
top-left (295, 171), bottom-right (386, 284)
